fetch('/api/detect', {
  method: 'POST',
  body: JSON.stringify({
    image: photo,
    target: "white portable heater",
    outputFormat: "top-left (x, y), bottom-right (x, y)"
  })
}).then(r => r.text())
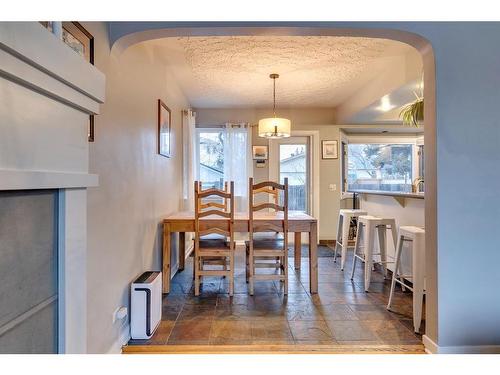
top-left (130, 271), bottom-right (162, 339)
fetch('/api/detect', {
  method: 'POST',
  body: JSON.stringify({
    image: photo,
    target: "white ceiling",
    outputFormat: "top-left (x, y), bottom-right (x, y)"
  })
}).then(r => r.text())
top-left (145, 36), bottom-right (414, 109)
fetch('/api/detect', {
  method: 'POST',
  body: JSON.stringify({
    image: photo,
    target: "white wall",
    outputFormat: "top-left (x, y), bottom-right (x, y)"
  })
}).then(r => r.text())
top-left (83, 23), bottom-right (190, 353)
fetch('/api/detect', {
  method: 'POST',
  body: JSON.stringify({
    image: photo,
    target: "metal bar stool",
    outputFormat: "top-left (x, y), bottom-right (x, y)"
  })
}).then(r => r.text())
top-left (350, 215), bottom-right (397, 291)
top-left (387, 226), bottom-right (426, 333)
top-left (334, 209), bottom-right (367, 270)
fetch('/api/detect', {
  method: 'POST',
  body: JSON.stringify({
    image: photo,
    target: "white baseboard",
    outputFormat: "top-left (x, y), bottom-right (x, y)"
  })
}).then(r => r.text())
top-left (107, 322), bottom-right (130, 354)
top-left (423, 335), bottom-right (500, 354)
top-left (422, 335), bottom-right (438, 354)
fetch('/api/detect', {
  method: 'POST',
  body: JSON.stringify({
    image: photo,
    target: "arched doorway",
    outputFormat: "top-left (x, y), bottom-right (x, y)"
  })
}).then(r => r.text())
top-left (110, 23), bottom-right (437, 350)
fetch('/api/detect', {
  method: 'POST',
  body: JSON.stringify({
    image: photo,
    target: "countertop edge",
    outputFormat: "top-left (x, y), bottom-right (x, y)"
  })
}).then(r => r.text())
top-left (348, 189), bottom-right (425, 199)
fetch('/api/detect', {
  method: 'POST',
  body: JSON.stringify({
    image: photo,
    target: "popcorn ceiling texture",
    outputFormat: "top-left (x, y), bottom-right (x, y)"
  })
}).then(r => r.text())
top-left (150, 36), bottom-right (409, 108)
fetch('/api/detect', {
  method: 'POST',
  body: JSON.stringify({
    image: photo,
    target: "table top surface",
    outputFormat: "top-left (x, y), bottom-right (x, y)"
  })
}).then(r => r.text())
top-left (164, 211), bottom-right (317, 222)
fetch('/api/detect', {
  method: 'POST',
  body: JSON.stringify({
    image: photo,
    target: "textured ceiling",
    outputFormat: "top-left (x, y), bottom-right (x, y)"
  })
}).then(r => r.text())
top-left (147, 36), bottom-right (412, 108)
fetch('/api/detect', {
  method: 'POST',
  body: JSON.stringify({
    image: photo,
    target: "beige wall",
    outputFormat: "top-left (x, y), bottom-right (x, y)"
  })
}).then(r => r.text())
top-left (195, 108), bottom-right (350, 240)
top-left (84, 23), bottom-right (190, 353)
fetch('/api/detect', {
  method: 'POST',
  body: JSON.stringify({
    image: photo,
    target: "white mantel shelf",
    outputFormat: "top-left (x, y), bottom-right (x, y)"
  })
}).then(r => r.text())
top-left (0, 169), bottom-right (98, 190)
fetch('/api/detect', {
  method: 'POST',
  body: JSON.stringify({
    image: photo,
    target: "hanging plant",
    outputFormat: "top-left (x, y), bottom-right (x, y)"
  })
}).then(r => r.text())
top-left (400, 75), bottom-right (424, 127)
top-left (400, 95), bottom-right (424, 127)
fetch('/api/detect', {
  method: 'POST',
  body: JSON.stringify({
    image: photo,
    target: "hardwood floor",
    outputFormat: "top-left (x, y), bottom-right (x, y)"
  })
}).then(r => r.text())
top-left (124, 246), bottom-right (425, 354)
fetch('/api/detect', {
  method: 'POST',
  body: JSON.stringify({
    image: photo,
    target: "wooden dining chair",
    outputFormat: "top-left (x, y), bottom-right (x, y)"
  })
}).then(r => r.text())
top-left (194, 181), bottom-right (235, 296)
top-left (246, 177), bottom-right (289, 295)
top-left (193, 181), bottom-right (230, 278)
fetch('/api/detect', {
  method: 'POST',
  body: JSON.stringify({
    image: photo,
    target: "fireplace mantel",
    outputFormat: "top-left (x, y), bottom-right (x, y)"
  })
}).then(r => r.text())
top-left (1, 23), bottom-right (105, 353)
top-left (0, 169), bottom-right (98, 191)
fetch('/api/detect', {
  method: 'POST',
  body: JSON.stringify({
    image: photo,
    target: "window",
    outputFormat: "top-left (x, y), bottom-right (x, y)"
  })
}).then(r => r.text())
top-left (196, 126), bottom-right (250, 210)
top-left (198, 130), bottom-right (225, 190)
top-left (347, 143), bottom-right (414, 192)
top-left (279, 143), bottom-right (308, 213)
top-left (418, 144), bottom-right (424, 179)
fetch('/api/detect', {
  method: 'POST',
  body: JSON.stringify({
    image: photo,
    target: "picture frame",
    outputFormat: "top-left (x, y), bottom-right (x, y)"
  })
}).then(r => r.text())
top-left (158, 99), bottom-right (171, 158)
top-left (252, 145), bottom-right (269, 160)
top-left (322, 140), bottom-right (338, 159)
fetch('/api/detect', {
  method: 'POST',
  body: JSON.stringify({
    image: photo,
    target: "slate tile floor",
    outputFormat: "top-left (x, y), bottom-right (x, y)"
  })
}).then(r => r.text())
top-left (128, 246), bottom-right (424, 346)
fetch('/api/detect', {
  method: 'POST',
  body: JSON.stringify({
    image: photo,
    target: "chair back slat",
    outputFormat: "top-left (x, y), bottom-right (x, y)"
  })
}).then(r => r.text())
top-left (253, 202), bottom-right (285, 212)
top-left (252, 222), bottom-right (285, 233)
top-left (200, 201), bottom-right (226, 210)
top-left (198, 209), bottom-right (231, 218)
top-left (199, 228), bottom-right (230, 237)
top-left (195, 181), bottom-right (234, 245)
top-left (197, 189), bottom-right (231, 199)
top-left (253, 186), bottom-right (279, 204)
top-left (248, 177), bottom-right (288, 235)
top-left (252, 181), bottom-right (285, 191)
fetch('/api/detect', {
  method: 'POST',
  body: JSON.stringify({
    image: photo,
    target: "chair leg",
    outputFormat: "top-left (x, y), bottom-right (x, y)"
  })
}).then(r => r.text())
top-left (412, 235), bottom-right (425, 333)
top-left (341, 215), bottom-right (350, 271)
top-left (194, 255), bottom-right (200, 296)
top-left (229, 252), bottom-right (234, 297)
top-left (334, 214), bottom-right (343, 263)
top-left (377, 225), bottom-right (388, 279)
top-left (388, 221), bottom-right (405, 291)
top-left (350, 222), bottom-right (362, 280)
top-left (245, 247), bottom-right (249, 283)
top-left (364, 223), bottom-right (374, 292)
top-left (387, 233), bottom-right (404, 311)
top-left (249, 250), bottom-right (254, 296)
top-left (283, 248), bottom-right (289, 295)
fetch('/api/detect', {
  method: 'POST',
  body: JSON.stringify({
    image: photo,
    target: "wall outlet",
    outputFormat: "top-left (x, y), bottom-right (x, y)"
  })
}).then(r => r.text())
top-left (329, 184), bottom-right (337, 191)
top-left (113, 306), bottom-right (128, 324)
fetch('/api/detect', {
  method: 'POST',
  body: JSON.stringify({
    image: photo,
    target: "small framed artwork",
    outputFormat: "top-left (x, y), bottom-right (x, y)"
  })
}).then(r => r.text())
top-left (255, 160), bottom-right (266, 168)
top-left (322, 140), bottom-right (338, 159)
top-left (158, 99), bottom-right (171, 158)
top-left (252, 145), bottom-right (268, 160)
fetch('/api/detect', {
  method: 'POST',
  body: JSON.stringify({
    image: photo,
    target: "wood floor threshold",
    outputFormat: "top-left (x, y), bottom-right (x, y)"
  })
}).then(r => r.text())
top-left (122, 344), bottom-right (425, 354)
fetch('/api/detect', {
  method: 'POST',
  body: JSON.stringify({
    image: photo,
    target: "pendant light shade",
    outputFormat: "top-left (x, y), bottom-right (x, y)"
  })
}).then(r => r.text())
top-left (258, 73), bottom-right (291, 138)
top-left (258, 117), bottom-right (291, 138)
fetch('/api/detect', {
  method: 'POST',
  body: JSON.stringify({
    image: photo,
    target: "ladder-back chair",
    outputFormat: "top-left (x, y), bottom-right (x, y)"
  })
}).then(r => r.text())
top-left (192, 182), bottom-right (230, 278)
top-left (194, 181), bottom-right (235, 296)
top-left (246, 177), bottom-right (289, 295)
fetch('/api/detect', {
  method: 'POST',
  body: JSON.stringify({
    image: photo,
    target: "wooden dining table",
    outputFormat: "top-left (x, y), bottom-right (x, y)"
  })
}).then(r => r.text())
top-left (162, 211), bottom-right (318, 295)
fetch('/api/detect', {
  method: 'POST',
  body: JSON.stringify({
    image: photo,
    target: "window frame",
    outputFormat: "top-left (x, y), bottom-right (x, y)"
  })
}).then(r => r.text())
top-left (341, 135), bottom-right (420, 193)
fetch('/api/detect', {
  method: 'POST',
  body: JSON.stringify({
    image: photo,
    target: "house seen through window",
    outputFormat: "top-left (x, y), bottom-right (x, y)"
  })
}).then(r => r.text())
top-left (347, 143), bottom-right (413, 192)
top-left (198, 130), bottom-right (225, 190)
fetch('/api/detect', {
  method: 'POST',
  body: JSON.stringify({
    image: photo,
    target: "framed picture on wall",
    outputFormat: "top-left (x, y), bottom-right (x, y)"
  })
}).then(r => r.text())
top-left (252, 145), bottom-right (269, 160)
top-left (322, 140), bottom-right (338, 159)
top-left (158, 99), bottom-right (171, 158)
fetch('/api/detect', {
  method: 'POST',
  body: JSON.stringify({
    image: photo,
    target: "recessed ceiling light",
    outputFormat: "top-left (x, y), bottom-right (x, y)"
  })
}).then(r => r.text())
top-left (376, 95), bottom-right (396, 112)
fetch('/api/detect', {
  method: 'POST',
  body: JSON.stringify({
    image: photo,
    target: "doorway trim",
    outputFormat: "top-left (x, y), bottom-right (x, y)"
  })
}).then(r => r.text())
top-left (269, 130), bottom-right (320, 242)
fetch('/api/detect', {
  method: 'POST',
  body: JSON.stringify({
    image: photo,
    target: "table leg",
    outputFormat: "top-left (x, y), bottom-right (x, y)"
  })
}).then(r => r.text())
top-left (162, 223), bottom-right (171, 294)
top-left (294, 232), bottom-right (301, 270)
top-left (309, 222), bottom-right (318, 294)
top-left (179, 232), bottom-right (186, 271)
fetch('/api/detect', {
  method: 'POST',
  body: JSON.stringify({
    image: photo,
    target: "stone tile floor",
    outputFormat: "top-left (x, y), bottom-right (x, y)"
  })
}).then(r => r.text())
top-left (128, 246), bottom-right (424, 346)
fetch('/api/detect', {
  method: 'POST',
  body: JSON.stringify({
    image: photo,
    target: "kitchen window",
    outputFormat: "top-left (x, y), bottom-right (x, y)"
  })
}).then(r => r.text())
top-left (346, 143), bottom-right (415, 193)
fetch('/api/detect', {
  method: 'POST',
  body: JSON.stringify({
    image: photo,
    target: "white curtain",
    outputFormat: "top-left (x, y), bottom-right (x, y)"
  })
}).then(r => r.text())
top-left (182, 109), bottom-right (197, 211)
top-left (223, 123), bottom-right (252, 212)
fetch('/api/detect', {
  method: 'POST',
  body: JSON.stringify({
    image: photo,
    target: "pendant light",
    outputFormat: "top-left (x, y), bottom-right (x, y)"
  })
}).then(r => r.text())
top-left (258, 73), bottom-right (291, 138)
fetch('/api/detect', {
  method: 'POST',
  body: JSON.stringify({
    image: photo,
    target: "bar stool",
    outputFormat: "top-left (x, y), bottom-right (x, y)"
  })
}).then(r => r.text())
top-left (350, 215), bottom-right (397, 291)
top-left (334, 209), bottom-right (367, 270)
top-left (387, 226), bottom-right (425, 333)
